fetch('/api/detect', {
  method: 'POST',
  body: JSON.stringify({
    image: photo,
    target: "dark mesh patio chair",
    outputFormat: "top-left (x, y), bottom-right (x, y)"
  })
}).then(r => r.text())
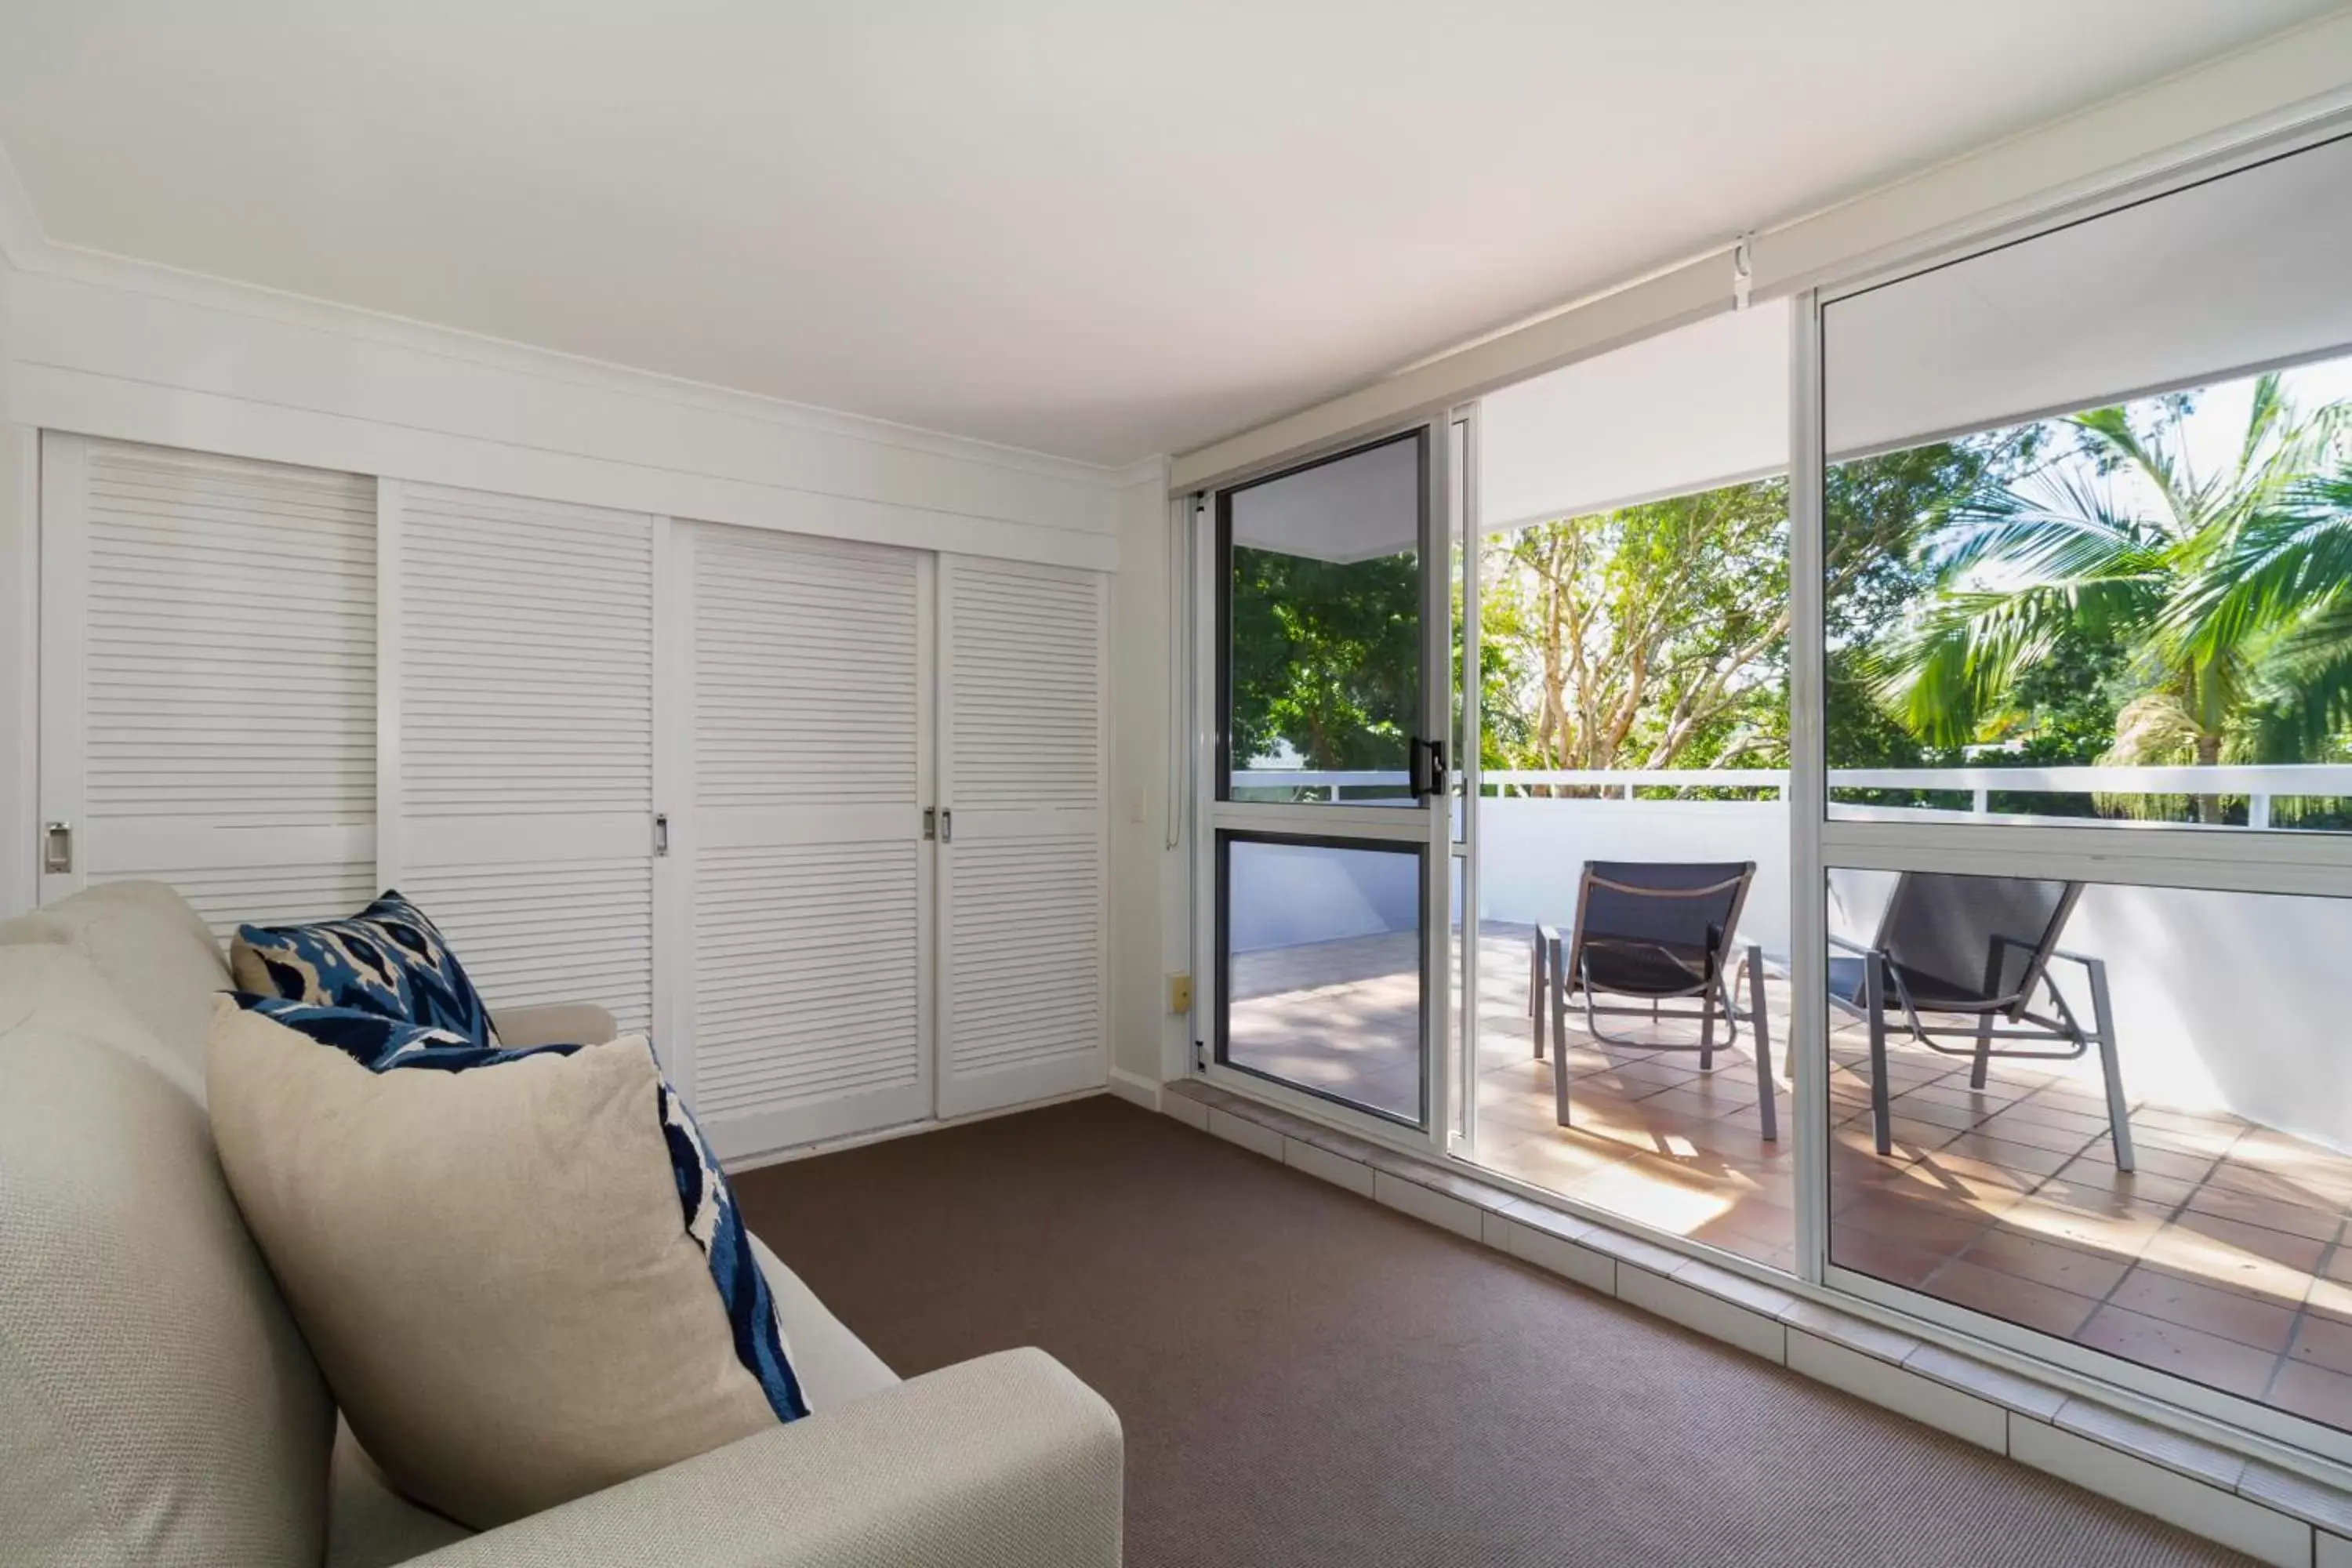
top-left (1828, 871), bottom-right (2133, 1171)
top-left (1529, 861), bottom-right (1775, 1138)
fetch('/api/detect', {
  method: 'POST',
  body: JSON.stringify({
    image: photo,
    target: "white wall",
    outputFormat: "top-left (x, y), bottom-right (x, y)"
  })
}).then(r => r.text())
top-left (0, 256), bottom-right (31, 920)
top-left (1228, 839), bottom-right (1421, 953)
top-left (1108, 470), bottom-right (1190, 1087)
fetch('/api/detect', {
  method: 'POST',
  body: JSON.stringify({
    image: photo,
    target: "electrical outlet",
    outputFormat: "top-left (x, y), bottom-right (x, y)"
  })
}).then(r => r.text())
top-left (1167, 971), bottom-right (1193, 1014)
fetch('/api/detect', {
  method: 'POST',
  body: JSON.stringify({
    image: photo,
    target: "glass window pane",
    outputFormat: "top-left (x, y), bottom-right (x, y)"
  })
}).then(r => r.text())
top-left (1824, 869), bottom-right (2352, 1434)
top-left (1822, 136), bottom-right (2352, 834)
top-left (1823, 349), bottom-right (2352, 830)
top-left (1221, 836), bottom-right (1424, 1125)
top-left (1224, 433), bottom-right (1423, 806)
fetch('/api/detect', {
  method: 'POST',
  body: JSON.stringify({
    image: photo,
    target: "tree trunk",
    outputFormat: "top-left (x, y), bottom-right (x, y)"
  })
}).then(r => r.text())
top-left (2193, 730), bottom-right (2223, 825)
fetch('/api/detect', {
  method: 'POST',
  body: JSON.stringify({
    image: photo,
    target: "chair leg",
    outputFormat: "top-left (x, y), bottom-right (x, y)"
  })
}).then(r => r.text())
top-left (1528, 934), bottom-right (1545, 1059)
top-left (1548, 932), bottom-right (1573, 1129)
top-left (1746, 946), bottom-right (1777, 1142)
top-left (2085, 958), bottom-right (2134, 1174)
top-left (1697, 980), bottom-right (1716, 1072)
top-left (1969, 940), bottom-right (2005, 1090)
top-left (1865, 961), bottom-right (1893, 1156)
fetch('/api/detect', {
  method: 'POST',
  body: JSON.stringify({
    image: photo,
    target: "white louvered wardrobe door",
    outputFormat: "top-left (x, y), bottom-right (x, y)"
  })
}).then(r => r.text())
top-left (390, 485), bottom-right (659, 1033)
top-left (676, 523), bottom-right (931, 1158)
top-left (38, 435), bottom-right (379, 935)
top-left (936, 555), bottom-right (1109, 1117)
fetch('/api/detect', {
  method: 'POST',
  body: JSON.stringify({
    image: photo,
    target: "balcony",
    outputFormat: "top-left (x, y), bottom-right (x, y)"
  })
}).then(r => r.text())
top-left (1226, 764), bottom-right (2352, 1433)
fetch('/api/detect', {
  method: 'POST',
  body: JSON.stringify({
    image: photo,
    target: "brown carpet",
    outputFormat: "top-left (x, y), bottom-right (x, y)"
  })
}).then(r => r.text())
top-left (731, 1098), bottom-right (2250, 1567)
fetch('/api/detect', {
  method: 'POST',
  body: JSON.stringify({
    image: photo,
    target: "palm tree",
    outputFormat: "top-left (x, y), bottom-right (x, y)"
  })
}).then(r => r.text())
top-left (1867, 375), bottom-right (2351, 822)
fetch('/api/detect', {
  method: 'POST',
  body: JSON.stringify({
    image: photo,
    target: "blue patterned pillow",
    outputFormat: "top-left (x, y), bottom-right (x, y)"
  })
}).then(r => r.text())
top-left (234, 993), bottom-right (808, 1423)
top-left (232, 891), bottom-right (500, 1047)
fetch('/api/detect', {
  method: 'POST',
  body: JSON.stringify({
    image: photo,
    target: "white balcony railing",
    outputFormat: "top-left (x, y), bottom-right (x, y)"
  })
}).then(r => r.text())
top-left (1233, 764), bottom-right (2352, 827)
top-left (1225, 761), bottom-right (2352, 1150)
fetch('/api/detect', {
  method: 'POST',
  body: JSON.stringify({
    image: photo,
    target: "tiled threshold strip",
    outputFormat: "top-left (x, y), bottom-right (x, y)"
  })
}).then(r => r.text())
top-left (1153, 1078), bottom-right (2352, 1568)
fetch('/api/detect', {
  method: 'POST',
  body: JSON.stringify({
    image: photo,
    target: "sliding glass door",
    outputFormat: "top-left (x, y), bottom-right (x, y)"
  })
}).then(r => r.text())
top-left (1207, 426), bottom-right (1457, 1138)
top-left (1806, 129), bottom-right (2352, 1463)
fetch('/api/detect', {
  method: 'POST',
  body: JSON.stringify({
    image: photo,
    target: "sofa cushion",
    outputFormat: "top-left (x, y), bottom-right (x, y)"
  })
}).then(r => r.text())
top-left (746, 1233), bottom-right (899, 1411)
top-left (0, 879), bottom-right (228, 1099)
top-left (322, 1421), bottom-right (471, 1568)
top-left (318, 1247), bottom-right (896, 1568)
top-left (207, 1000), bottom-right (809, 1530)
top-left (231, 891), bottom-right (500, 1048)
top-left (0, 943), bottom-right (334, 1568)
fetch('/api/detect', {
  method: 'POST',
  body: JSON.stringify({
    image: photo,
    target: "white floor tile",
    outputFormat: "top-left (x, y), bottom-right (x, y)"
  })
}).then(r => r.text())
top-left (2009, 1417), bottom-right (2310, 1567)
top-left (1617, 1265), bottom-right (1787, 1363)
top-left (1285, 1136), bottom-right (1375, 1197)
top-left (1207, 1107), bottom-right (1283, 1160)
top-left (1374, 1171), bottom-right (1483, 1240)
top-left (1788, 1330), bottom-right (2005, 1451)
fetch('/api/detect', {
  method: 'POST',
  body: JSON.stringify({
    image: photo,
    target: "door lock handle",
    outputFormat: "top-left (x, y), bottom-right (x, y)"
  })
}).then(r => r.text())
top-left (42, 822), bottom-right (71, 875)
top-left (1410, 739), bottom-right (1447, 800)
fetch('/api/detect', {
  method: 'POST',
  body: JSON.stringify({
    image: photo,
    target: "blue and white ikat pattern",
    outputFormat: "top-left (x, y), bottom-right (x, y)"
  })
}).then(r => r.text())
top-left (235, 891), bottom-right (501, 1047)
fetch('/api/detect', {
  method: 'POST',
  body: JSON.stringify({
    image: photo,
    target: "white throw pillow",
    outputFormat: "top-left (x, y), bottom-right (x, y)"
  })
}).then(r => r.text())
top-left (204, 997), bottom-right (807, 1529)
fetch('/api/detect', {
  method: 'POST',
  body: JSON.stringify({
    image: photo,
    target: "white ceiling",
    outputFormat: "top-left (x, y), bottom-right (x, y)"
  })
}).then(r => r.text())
top-left (0, 2), bottom-right (2339, 467)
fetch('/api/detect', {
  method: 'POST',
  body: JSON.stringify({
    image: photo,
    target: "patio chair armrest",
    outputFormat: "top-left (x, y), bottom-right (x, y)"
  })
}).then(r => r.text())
top-left (1825, 932), bottom-right (1876, 956)
top-left (2047, 946), bottom-right (2107, 975)
top-left (402, 1348), bottom-right (1123, 1568)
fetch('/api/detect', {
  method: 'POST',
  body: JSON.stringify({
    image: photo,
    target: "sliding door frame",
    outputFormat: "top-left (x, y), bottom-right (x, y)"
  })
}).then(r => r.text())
top-left (1183, 105), bottom-right (2352, 1483)
top-left (1800, 127), bottom-right (2352, 1472)
top-left (1196, 419), bottom-right (1458, 1153)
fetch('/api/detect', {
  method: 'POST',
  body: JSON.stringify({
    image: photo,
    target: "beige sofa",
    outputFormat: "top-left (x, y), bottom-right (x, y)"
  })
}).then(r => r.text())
top-left (0, 881), bottom-right (1123, 1568)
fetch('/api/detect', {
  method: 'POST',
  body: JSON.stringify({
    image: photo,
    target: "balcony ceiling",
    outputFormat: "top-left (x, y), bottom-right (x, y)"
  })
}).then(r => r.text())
top-left (0, 2), bottom-right (2338, 467)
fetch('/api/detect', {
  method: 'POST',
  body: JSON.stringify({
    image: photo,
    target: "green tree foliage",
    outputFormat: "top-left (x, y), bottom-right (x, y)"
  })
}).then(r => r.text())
top-left (1481, 481), bottom-right (1791, 775)
top-left (1227, 545), bottom-right (1418, 770)
top-left (1864, 376), bottom-right (2352, 820)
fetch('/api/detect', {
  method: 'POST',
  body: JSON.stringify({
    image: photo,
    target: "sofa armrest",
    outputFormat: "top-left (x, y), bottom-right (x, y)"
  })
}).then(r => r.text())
top-left (492, 1002), bottom-right (619, 1047)
top-left (402, 1348), bottom-right (1122, 1568)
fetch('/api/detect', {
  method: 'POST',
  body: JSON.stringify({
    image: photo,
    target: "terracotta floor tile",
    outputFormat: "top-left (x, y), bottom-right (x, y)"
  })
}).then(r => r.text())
top-left (2066, 1143), bottom-right (2223, 1185)
top-left (2132, 1121), bottom-right (2248, 1161)
top-left (1930, 1131), bottom-right (2080, 1178)
top-left (1965, 1113), bottom-right (2103, 1158)
top-left (1881, 1096), bottom-right (1984, 1134)
top-left (1924, 1256), bottom-right (2102, 1338)
top-left (1837, 1189), bottom-right (1994, 1252)
top-left (2046, 1157), bottom-right (2200, 1209)
top-left (1831, 1229), bottom-right (1952, 1289)
top-left (1995, 1097), bottom-right (2138, 1137)
top-left (2270, 1359), bottom-right (2352, 1431)
top-left (2169, 1209), bottom-right (2331, 1272)
top-left (2142, 1221), bottom-right (2320, 1307)
top-left (2072, 1304), bottom-right (2279, 1399)
top-left (2011, 1190), bottom-right (2169, 1258)
top-left (2288, 1312), bottom-right (2352, 1377)
top-left (2180, 1182), bottom-right (2343, 1245)
top-left (1879, 1151), bottom-right (2038, 1210)
top-left (2205, 1159), bottom-right (2352, 1212)
top-left (2106, 1265), bottom-right (2299, 1354)
top-left (1957, 1225), bottom-right (2133, 1298)
top-left (1638, 1083), bottom-right (1761, 1122)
